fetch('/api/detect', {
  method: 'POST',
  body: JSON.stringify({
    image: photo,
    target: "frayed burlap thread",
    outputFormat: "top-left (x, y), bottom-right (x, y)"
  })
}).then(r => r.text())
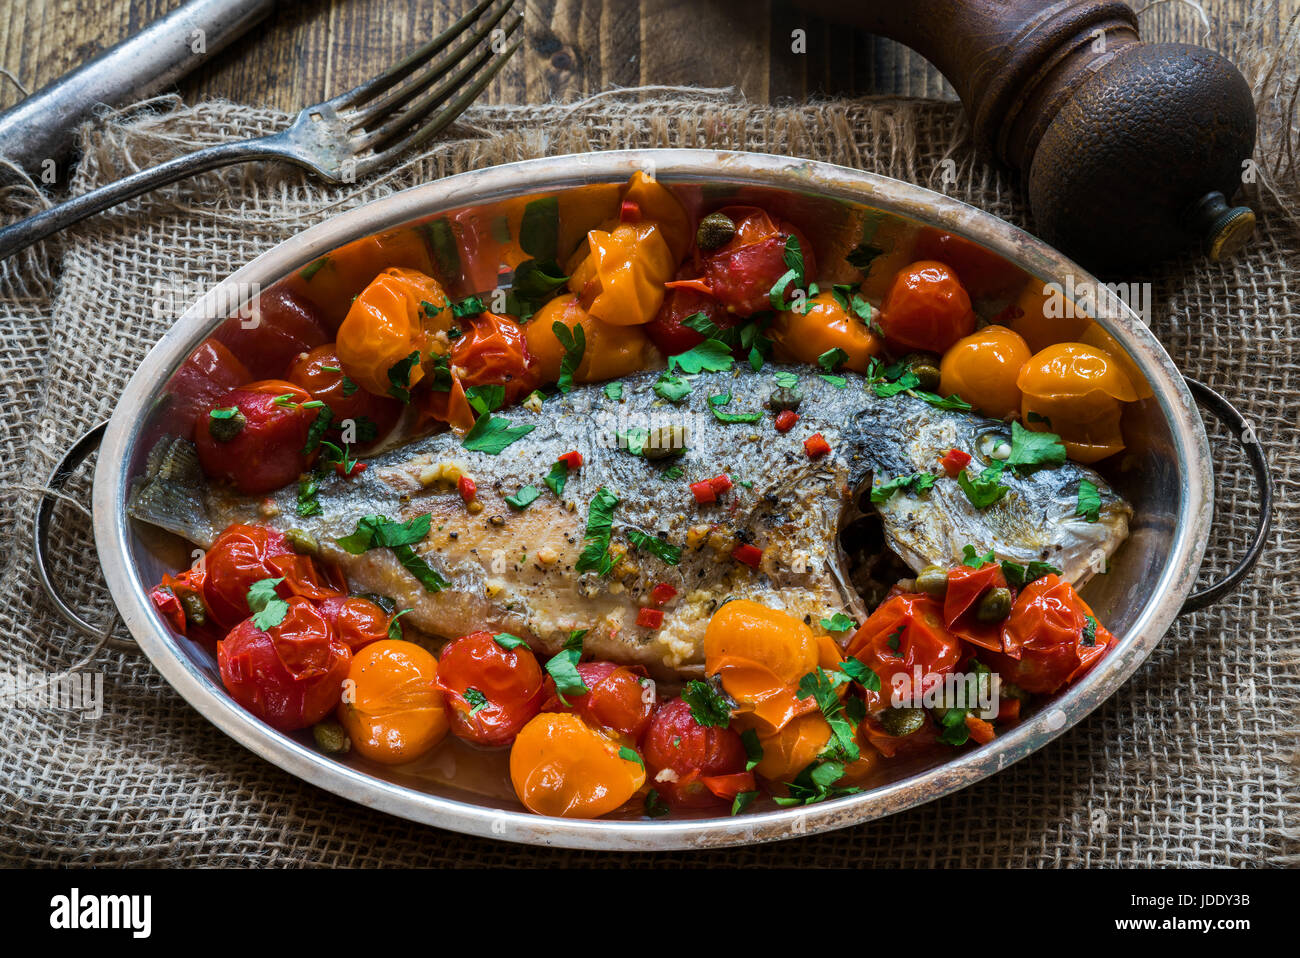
top-left (0, 86), bottom-right (1296, 867)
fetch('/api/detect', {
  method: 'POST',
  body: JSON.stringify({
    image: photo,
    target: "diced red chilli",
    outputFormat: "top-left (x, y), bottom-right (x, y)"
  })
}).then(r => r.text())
top-left (637, 607), bottom-right (664, 628)
top-left (774, 410), bottom-right (799, 433)
top-left (335, 460), bottom-right (368, 478)
top-left (620, 200), bottom-right (642, 223)
top-left (939, 448), bottom-right (972, 478)
top-left (690, 480), bottom-right (717, 505)
top-left (558, 450), bottom-right (583, 470)
top-left (651, 583), bottom-right (677, 606)
top-left (804, 433), bottom-right (831, 459)
top-left (458, 475), bottom-right (477, 504)
top-left (731, 544), bottom-right (763, 568)
top-left (708, 474), bottom-right (733, 495)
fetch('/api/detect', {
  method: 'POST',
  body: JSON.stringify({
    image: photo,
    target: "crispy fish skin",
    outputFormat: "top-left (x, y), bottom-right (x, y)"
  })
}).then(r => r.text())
top-left (130, 364), bottom-right (1130, 676)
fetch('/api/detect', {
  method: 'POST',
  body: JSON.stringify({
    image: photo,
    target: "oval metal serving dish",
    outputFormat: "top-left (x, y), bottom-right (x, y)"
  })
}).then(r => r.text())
top-left (90, 150), bottom-right (1214, 850)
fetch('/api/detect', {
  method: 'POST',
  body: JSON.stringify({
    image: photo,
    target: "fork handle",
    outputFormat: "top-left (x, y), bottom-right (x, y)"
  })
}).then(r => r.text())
top-left (0, 136), bottom-right (283, 261)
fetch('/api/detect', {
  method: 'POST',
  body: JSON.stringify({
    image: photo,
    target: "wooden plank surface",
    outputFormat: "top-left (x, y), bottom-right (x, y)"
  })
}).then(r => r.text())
top-left (0, 0), bottom-right (1267, 118)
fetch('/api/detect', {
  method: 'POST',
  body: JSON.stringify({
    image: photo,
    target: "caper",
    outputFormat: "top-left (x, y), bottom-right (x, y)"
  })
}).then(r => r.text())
top-left (312, 719), bottom-right (351, 755)
top-left (207, 408), bottom-right (246, 442)
top-left (914, 564), bottom-right (949, 597)
top-left (878, 706), bottom-right (926, 737)
top-left (179, 591), bottom-right (207, 627)
top-left (975, 586), bottom-right (1013, 622)
top-left (768, 386), bottom-right (803, 412)
top-left (899, 352), bottom-right (942, 392)
top-left (696, 212), bottom-right (736, 251)
top-left (641, 423), bottom-right (689, 460)
top-left (284, 528), bottom-right (319, 556)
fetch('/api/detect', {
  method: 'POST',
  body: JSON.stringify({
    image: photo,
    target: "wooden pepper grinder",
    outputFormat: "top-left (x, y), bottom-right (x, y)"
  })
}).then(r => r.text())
top-left (792, 0), bottom-right (1257, 271)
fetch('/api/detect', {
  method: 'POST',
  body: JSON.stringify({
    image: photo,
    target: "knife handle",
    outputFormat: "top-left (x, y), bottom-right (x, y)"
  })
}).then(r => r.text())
top-left (794, 0), bottom-right (1257, 271)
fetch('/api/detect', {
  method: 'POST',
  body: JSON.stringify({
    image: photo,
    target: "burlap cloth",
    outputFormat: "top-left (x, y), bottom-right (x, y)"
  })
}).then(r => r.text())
top-left (1, 79), bottom-right (1297, 866)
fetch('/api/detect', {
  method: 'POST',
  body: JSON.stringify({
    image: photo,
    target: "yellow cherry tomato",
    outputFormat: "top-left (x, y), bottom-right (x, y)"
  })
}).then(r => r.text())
top-left (749, 711), bottom-right (832, 782)
top-left (337, 640), bottom-right (449, 765)
top-left (1017, 342), bottom-right (1139, 463)
top-left (335, 267), bottom-right (451, 397)
top-left (509, 712), bottom-right (646, 818)
top-left (525, 293), bottom-right (655, 384)
top-left (567, 221), bottom-right (676, 326)
top-left (938, 324), bottom-right (1032, 419)
top-left (772, 291), bottom-right (883, 373)
top-left (704, 600), bottom-right (821, 733)
top-left (622, 170), bottom-right (692, 263)
top-left (1004, 277), bottom-right (1091, 354)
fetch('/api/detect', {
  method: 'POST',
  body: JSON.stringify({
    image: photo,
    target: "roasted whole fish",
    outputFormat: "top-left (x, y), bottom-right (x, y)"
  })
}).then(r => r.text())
top-left (130, 364), bottom-right (1130, 677)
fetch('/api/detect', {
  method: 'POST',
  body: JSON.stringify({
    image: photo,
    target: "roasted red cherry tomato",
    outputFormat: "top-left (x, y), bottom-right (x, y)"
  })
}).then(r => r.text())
top-left (450, 311), bottom-right (538, 406)
top-left (212, 286), bottom-right (330, 380)
top-left (217, 596), bottom-right (352, 732)
top-left (195, 380), bottom-right (318, 494)
top-left (200, 524), bottom-right (342, 630)
top-left (878, 260), bottom-right (976, 354)
top-left (315, 595), bottom-right (392, 653)
top-left (699, 206), bottom-right (816, 317)
top-left (287, 343), bottom-right (402, 448)
top-left (985, 574), bottom-right (1114, 694)
top-left (943, 562), bottom-right (1012, 652)
top-left (437, 630), bottom-right (547, 747)
top-left (164, 340), bottom-right (251, 441)
top-left (912, 228), bottom-right (1027, 302)
top-left (541, 661), bottom-right (657, 741)
top-left (845, 593), bottom-right (964, 711)
top-left (644, 266), bottom-right (738, 356)
top-left (642, 698), bottom-right (750, 808)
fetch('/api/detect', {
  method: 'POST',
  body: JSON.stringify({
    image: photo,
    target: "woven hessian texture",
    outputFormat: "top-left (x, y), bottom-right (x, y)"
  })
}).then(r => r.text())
top-left (0, 91), bottom-right (1295, 867)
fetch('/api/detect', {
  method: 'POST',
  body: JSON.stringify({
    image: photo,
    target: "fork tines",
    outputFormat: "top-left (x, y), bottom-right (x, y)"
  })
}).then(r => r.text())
top-left (332, 0), bottom-right (523, 175)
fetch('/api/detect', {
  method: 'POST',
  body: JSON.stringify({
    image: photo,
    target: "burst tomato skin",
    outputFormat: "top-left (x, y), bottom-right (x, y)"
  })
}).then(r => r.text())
top-left (642, 698), bottom-right (748, 808)
top-left (845, 593), bottom-right (965, 711)
top-left (287, 343), bottom-right (401, 448)
top-left (195, 380), bottom-right (317, 494)
top-left (213, 286), bottom-right (330, 380)
top-left (200, 524), bottom-right (343, 631)
top-left (315, 595), bottom-right (392, 653)
top-left (541, 661), bottom-right (657, 742)
top-left (878, 260), bottom-right (976, 354)
top-left (451, 311), bottom-right (539, 406)
top-left (217, 597), bottom-right (352, 732)
top-left (437, 630), bottom-right (547, 747)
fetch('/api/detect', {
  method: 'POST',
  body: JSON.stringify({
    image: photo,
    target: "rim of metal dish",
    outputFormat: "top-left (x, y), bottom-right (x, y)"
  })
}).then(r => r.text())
top-left (92, 149), bottom-right (1212, 851)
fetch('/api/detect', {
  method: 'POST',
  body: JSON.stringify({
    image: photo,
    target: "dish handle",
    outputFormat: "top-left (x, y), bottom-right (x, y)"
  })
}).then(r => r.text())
top-left (1179, 379), bottom-right (1273, 615)
top-left (32, 420), bottom-right (137, 652)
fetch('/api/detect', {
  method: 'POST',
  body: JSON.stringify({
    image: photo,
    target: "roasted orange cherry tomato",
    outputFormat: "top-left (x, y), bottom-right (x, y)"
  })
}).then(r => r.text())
top-left (510, 712), bottom-right (646, 818)
top-left (541, 661), bottom-right (657, 742)
top-left (621, 170), bottom-right (692, 263)
top-left (749, 710), bottom-right (831, 782)
top-left (1016, 342), bottom-right (1139, 463)
top-left (567, 221), bottom-right (676, 326)
top-left (437, 630), bottom-right (547, 747)
top-left (912, 228), bottom-right (1027, 303)
top-left (699, 206), bottom-right (815, 317)
top-left (450, 310), bottom-right (538, 405)
top-left (338, 639), bottom-right (448, 764)
top-left (335, 267), bottom-right (451, 397)
top-left (200, 524), bottom-right (343, 630)
top-left (195, 380), bottom-right (318, 495)
top-left (845, 593), bottom-right (964, 711)
top-left (287, 344), bottom-right (402, 448)
top-left (1000, 279), bottom-right (1091, 354)
top-left (985, 574), bottom-right (1114, 694)
top-left (938, 325), bottom-right (1032, 419)
top-left (526, 293), bottom-right (654, 384)
top-left (642, 698), bottom-right (750, 808)
top-left (315, 595), bottom-right (392, 653)
top-left (879, 260), bottom-right (976, 354)
top-left (703, 600), bottom-right (820, 732)
top-left (772, 291), bottom-right (883, 373)
top-left (217, 596), bottom-right (352, 732)
top-left (943, 562), bottom-right (1012, 652)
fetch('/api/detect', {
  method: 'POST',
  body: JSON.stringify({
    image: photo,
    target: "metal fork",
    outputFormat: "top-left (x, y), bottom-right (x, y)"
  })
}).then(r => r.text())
top-left (0, 0), bottom-right (522, 262)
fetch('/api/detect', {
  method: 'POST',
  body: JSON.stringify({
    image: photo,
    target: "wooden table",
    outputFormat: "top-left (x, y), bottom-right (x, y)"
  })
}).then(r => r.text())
top-left (0, 0), bottom-right (1269, 118)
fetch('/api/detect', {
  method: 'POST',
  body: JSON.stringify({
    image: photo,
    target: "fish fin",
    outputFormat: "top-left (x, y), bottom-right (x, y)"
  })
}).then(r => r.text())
top-left (127, 436), bottom-right (217, 547)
